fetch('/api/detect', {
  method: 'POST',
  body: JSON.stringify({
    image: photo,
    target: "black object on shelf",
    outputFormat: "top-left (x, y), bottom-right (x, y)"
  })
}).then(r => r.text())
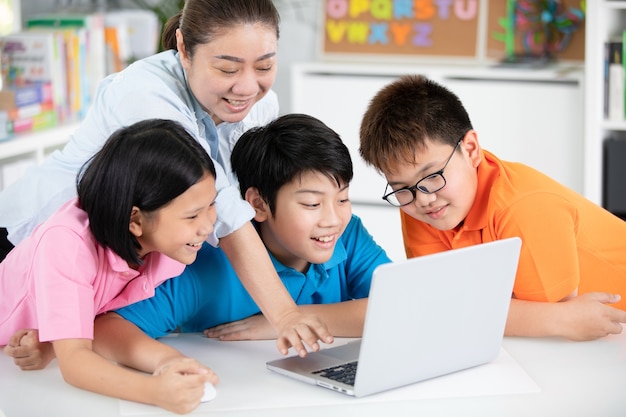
top-left (603, 137), bottom-right (626, 220)
top-left (495, 53), bottom-right (556, 69)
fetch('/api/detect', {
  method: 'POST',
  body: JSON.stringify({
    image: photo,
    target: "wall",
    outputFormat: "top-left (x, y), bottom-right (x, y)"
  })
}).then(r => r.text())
top-left (273, 1), bottom-right (320, 114)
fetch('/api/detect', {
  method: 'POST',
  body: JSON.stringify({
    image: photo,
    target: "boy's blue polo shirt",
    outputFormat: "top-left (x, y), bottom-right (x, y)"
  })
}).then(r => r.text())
top-left (115, 215), bottom-right (391, 338)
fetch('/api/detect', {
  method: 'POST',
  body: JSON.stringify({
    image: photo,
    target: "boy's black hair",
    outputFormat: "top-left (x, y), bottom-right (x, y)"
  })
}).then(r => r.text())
top-left (231, 113), bottom-right (353, 214)
top-left (359, 74), bottom-right (473, 174)
top-left (77, 118), bottom-right (216, 265)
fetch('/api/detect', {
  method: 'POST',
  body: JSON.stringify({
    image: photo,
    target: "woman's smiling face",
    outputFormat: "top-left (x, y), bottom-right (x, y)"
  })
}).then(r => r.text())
top-left (177, 23), bottom-right (278, 126)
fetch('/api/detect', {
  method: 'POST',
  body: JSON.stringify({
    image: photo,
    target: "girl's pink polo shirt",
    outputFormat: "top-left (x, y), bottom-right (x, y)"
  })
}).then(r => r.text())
top-left (0, 198), bottom-right (185, 345)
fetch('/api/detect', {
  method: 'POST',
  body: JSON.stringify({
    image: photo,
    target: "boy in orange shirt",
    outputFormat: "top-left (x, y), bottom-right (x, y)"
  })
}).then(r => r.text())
top-left (359, 74), bottom-right (626, 341)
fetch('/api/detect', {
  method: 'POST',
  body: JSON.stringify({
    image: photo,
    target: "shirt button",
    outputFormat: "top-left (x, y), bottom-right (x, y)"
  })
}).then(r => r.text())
top-left (143, 281), bottom-right (148, 291)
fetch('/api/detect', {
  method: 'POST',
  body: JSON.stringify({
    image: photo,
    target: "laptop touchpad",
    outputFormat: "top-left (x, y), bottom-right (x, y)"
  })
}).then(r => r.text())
top-left (321, 340), bottom-right (361, 361)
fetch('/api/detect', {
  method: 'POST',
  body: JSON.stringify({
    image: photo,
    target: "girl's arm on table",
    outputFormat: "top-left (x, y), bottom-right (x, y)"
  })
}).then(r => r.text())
top-left (93, 312), bottom-right (191, 374)
top-left (54, 335), bottom-right (217, 414)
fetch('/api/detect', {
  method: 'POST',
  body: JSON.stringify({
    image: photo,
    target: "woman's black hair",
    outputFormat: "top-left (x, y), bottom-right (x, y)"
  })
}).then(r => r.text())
top-left (161, 0), bottom-right (280, 56)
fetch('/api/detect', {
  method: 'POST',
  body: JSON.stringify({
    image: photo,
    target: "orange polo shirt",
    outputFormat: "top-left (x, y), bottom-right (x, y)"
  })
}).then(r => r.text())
top-left (402, 150), bottom-right (626, 310)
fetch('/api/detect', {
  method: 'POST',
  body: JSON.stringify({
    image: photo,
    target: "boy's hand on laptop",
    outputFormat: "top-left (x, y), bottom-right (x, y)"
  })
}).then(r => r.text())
top-left (274, 311), bottom-right (334, 357)
top-left (205, 314), bottom-right (277, 341)
top-left (3, 329), bottom-right (56, 370)
top-left (559, 292), bottom-right (626, 341)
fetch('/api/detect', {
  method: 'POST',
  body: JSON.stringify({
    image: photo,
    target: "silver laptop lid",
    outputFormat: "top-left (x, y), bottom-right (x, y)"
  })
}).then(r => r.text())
top-left (354, 237), bottom-right (521, 396)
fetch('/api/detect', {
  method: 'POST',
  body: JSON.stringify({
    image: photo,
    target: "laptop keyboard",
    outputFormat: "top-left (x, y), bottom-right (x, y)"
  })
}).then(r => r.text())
top-left (312, 361), bottom-right (358, 386)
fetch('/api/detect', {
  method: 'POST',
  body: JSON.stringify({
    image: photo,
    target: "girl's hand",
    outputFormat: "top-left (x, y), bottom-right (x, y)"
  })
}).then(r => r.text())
top-left (153, 356), bottom-right (217, 381)
top-left (3, 329), bottom-right (56, 370)
top-left (151, 358), bottom-right (218, 414)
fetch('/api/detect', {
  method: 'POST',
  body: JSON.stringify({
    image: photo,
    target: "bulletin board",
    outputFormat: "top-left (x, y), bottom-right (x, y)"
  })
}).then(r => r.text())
top-left (320, 0), bottom-right (585, 63)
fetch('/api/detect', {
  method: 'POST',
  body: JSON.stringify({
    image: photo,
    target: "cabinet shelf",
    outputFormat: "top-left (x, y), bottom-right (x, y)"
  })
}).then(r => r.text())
top-left (605, 1), bottom-right (626, 9)
top-left (602, 120), bottom-right (626, 131)
top-left (0, 123), bottom-right (77, 162)
top-left (584, 1), bottom-right (626, 207)
top-left (0, 123), bottom-right (78, 190)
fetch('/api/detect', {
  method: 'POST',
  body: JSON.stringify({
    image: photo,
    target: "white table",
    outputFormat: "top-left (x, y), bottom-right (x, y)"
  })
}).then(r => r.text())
top-left (1, 332), bottom-right (626, 417)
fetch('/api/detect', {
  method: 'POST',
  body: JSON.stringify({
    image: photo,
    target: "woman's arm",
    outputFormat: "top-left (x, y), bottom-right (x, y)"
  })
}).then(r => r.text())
top-left (219, 222), bottom-right (334, 356)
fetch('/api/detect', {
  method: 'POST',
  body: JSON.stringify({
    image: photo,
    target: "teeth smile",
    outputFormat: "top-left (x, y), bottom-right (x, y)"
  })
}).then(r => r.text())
top-left (227, 99), bottom-right (246, 106)
top-left (187, 242), bottom-right (202, 247)
top-left (316, 236), bottom-right (334, 243)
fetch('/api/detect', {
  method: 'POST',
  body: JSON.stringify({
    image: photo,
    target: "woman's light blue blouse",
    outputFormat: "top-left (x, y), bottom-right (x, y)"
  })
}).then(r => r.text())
top-left (0, 50), bottom-right (279, 246)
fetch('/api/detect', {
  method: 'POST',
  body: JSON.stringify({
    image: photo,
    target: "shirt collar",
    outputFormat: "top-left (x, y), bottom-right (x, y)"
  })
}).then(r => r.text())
top-left (260, 230), bottom-right (348, 276)
top-left (104, 246), bottom-right (140, 275)
top-left (461, 150), bottom-right (501, 231)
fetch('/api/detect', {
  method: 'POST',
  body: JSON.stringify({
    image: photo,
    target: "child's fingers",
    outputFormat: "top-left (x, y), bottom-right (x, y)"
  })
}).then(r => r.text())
top-left (276, 325), bottom-right (332, 358)
top-left (19, 330), bottom-right (39, 347)
top-left (7, 329), bottom-right (31, 347)
top-left (155, 357), bottom-right (218, 384)
top-left (275, 313), bottom-right (335, 357)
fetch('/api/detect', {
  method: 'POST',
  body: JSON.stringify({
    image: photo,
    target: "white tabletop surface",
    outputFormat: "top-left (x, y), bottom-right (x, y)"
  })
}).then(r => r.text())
top-left (1, 331), bottom-right (626, 417)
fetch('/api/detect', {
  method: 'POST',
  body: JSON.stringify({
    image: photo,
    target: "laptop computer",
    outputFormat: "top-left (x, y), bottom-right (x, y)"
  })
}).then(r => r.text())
top-left (266, 237), bottom-right (522, 397)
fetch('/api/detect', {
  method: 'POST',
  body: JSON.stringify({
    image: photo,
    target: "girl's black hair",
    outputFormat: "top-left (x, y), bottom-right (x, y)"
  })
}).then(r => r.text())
top-left (77, 118), bottom-right (216, 265)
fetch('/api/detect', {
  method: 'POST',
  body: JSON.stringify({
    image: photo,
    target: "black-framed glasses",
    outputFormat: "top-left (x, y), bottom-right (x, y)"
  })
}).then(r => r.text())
top-left (382, 138), bottom-right (463, 207)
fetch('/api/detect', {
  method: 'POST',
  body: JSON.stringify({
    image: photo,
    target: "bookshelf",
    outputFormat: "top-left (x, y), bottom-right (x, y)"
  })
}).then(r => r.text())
top-left (584, 1), bottom-right (626, 206)
top-left (0, 122), bottom-right (78, 189)
top-left (0, 122), bottom-right (77, 160)
top-left (0, 6), bottom-right (112, 190)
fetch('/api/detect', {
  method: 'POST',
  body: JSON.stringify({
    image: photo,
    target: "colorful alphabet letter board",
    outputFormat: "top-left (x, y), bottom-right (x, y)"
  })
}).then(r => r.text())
top-left (321, 0), bottom-right (585, 63)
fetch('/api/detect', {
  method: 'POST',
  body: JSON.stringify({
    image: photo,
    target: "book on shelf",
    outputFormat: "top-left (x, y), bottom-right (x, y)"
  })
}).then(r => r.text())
top-left (5, 101), bottom-right (54, 121)
top-left (1, 107), bottom-right (58, 136)
top-left (103, 9), bottom-right (159, 62)
top-left (103, 10), bottom-right (135, 74)
top-left (10, 108), bottom-right (57, 134)
top-left (604, 33), bottom-right (626, 122)
top-left (1, 31), bottom-right (69, 119)
top-left (0, 81), bottom-right (53, 111)
top-left (26, 11), bottom-right (105, 119)
top-left (103, 25), bottom-right (125, 74)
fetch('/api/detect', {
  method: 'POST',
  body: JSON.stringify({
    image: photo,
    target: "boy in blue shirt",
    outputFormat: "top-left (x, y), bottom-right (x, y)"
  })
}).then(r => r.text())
top-left (94, 114), bottom-right (391, 351)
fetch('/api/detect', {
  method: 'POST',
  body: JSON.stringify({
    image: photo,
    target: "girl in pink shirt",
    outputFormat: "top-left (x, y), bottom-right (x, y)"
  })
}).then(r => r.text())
top-left (0, 118), bottom-right (219, 413)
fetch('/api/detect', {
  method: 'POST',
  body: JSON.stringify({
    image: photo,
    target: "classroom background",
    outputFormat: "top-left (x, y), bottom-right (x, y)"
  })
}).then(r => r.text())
top-left (0, 0), bottom-right (623, 261)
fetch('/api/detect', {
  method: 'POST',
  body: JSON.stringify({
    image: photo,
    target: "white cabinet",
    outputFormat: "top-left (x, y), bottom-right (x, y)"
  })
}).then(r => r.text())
top-left (0, 123), bottom-right (77, 190)
top-left (291, 62), bottom-right (585, 261)
top-left (584, 1), bottom-right (626, 206)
